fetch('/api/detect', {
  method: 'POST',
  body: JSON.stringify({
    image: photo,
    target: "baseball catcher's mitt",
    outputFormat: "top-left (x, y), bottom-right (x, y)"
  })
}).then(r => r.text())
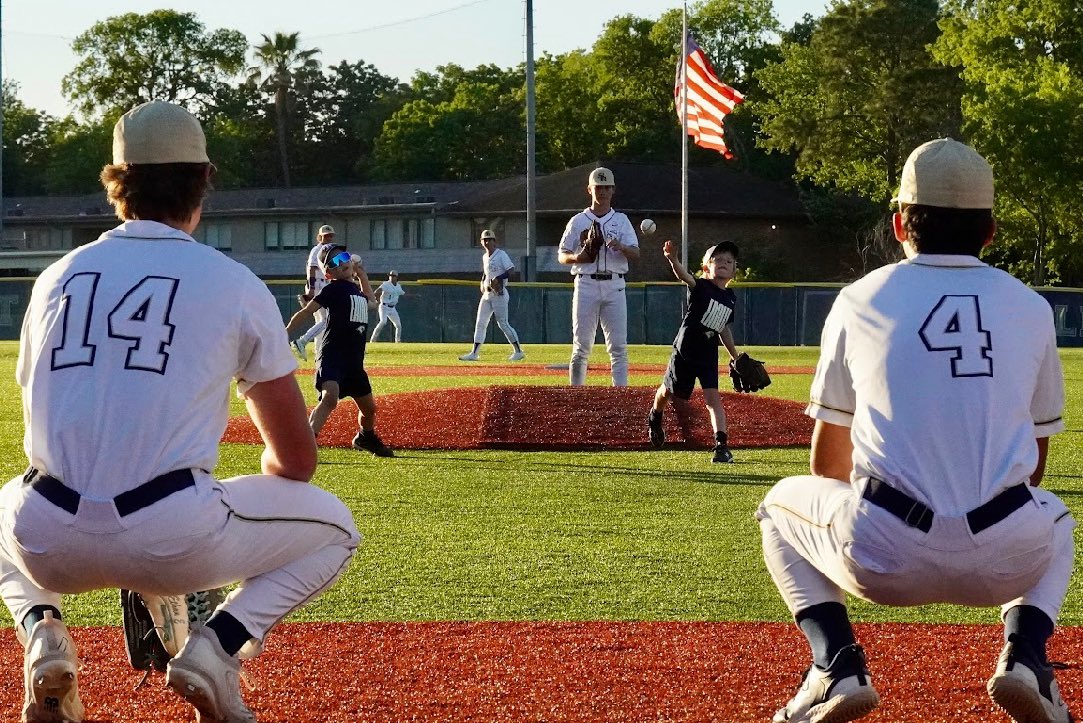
top-left (122, 588), bottom-right (227, 672)
top-left (577, 221), bottom-right (604, 263)
top-left (121, 589), bottom-right (170, 672)
top-left (729, 353), bottom-right (772, 393)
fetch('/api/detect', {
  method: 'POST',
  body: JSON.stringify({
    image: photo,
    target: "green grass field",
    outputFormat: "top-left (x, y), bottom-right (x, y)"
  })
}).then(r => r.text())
top-left (0, 341), bottom-right (1081, 629)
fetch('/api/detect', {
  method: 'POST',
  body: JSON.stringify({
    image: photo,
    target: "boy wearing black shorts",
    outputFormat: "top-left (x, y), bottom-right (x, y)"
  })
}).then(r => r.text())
top-left (648, 240), bottom-right (743, 463)
top-left (287, 245), bottom-right (393, 457)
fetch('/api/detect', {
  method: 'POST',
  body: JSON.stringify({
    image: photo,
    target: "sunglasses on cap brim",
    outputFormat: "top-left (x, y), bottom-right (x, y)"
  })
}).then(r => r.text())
top-left (324, 251), bottom-right (352, 270)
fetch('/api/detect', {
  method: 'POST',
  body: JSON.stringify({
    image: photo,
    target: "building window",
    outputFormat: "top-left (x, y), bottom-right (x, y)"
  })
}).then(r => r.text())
top-left (264, 221), bottom-right (312, 250)
top-left (369, 217), bottom-right (435, 250)
top-left (25, 226), bottom-right (72, 251)
top-left (197, 223), bottom-right (232, 251)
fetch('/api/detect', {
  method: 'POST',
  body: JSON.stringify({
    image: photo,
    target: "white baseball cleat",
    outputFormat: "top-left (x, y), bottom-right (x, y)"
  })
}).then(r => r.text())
top-left (772, 644), bottom-right (879, 723)
top-left (458, 352), bottom-right (480, 361)
top-left (291, 338), bottom-right (307, 361)
top-left (508, 350), bottom-right (525, 361)
top-left (166, 625), bottom-right (256, 723)
top-left (988, 634), bottom-right (1073, 723)
top-left (20, 612), bottom-right (84, 723)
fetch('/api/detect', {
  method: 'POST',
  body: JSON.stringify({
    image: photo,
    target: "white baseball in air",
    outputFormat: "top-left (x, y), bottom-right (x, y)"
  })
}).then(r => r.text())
top-left (640, 218), bottom-right (657, 235)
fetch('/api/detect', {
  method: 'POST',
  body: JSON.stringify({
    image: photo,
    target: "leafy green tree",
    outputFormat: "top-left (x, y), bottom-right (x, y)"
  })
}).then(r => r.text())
top-left (62, 10), bottom-right (246, 118)
top-left (755, 0), bottom-right (962, 201)
top-left (43, 116), bottom-right (115, 195)
top-left (534, 51), bottom-right (606, 171)
top-left (934, 0), bottom-right (1083, 285)
top-left (247, 32), bottom-right (321, 187)
top-left (2, 82), bottom-right (54, 196)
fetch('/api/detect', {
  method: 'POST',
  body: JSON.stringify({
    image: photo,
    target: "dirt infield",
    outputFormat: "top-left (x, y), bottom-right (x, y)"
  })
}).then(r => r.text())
top-left (2, 620), bottom-right (1079, 721)
top-left (350, 363), bottom-right (817, 377)
top-left (223, 385), bottom-right (813, 450)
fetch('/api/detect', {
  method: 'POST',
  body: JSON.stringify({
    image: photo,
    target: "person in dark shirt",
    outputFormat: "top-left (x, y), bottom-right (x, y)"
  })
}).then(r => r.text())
top-left (647, 240), bottom-right (743, 463)
top-left (287, 245), bottom-right (393, 457)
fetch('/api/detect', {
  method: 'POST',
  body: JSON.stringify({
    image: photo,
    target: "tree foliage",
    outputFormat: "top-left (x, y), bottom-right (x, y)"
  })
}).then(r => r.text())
top-left (2, 82), bottom-right (54, 196)
top-left (62, 10), bottom-right (247, 119)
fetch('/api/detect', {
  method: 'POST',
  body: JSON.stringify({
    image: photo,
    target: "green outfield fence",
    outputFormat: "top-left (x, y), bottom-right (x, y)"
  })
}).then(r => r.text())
top-left (1, 278), bottom-right (1082, 347)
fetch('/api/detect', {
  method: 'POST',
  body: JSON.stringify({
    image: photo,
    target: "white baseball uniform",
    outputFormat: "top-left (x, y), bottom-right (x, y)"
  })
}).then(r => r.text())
top-left (0, 220), bottom-right (359, 647)
top-left (757, 253), bottom-right (1074, 624)
top-left (470, 248), bottom-right (520, 348)
top-left (558, 208), bottom-right (639, 386)
top-left (370, 280), bottom-right (406, 342)
top-left (298, 241), bottom-right (334, 346)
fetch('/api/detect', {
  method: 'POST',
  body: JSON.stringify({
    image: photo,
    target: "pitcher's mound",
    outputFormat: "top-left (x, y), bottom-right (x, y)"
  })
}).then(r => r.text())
top-left (225, 386), bottom-right (812, 450)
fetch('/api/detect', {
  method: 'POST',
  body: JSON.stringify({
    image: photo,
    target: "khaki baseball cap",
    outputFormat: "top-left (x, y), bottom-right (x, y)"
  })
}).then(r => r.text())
top-left (318, 224), bottom-right (335, 236)
top-left (894, 138), bottom-right (994, 209)
top-left (389, 270), bottom-right (399, 276)
top-left (480, 229), bottom-right (496, 240)
top-left (112, 101), bottom-right (209, 165)
top-left (588, 167), bottom-right (615, 187)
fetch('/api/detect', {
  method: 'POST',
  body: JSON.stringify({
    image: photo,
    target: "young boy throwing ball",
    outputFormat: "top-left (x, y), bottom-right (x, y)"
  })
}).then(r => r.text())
top-left (287, 245), bottom-right (393, 457)
top-left (648, 240), bottom-right (743, 463)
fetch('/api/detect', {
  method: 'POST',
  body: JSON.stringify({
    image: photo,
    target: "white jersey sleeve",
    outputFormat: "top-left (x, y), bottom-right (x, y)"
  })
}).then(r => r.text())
top-left (489, 249), bottom-right (515, 279)
top-left (805, 296), bottom-right (857, 427)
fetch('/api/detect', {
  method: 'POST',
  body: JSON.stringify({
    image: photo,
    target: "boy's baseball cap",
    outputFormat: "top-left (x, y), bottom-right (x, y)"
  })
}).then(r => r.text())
top-left (894, 138), bottom-right (994, 209)
top-left (588, 167), bottom-right (615, 187)
top-left (318, 245), bottom-right (349, 269)
top-left (318, 225), bottom-right (335, 236)
top-left (112, 101), bottom-right (209, 165)
top-left (480, 229), bottom-right (496, 240)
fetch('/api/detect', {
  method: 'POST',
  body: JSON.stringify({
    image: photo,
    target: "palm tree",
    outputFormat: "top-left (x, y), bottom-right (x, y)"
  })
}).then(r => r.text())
top-left (247, 32), bottom-right (320, 187)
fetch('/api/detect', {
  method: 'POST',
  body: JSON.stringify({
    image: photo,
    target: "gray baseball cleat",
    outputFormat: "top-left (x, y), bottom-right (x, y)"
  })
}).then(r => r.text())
top-left (772, 644), bottom-right (879, 723)
top-left (20, 611), bottom-right (84, 723)
top-left (508, 350), bottom-right (525, 361)
top-left (988, 634), bottom-right (1074, 723)
top-left (166, 625), bottom-right (256, 723)
top-left (458, 351), bottom-right (480, 361)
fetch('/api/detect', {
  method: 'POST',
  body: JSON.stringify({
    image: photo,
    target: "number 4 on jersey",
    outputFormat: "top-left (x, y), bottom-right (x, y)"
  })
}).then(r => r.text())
top-left (918, 295), bottom-right (992, 377)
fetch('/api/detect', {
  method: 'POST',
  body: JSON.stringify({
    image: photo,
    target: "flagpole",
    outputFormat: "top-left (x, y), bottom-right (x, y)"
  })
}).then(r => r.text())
top-left (681, 1), bottom-right (689, 268)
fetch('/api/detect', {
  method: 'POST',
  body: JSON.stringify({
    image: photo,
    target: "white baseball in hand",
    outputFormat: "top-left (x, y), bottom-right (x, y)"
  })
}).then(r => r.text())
top-left (640, 218), bottom-right (657, 235)
top-left (350, 254), bottom-right (361, 264)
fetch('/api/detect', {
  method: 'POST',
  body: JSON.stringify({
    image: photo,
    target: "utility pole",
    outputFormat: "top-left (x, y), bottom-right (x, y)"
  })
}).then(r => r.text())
top-left (524, 0), bottom-right (537, 281)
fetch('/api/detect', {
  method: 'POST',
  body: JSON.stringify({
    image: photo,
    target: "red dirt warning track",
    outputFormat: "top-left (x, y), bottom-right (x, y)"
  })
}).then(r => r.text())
top-left (1, 621), bottom-right (1079, 721)
top-left (223, 385), bottom-right (813, 450)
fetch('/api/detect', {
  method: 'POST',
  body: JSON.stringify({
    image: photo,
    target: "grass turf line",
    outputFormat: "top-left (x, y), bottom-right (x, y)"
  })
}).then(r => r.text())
top-left (0, 343), bottom-right (1080, 628)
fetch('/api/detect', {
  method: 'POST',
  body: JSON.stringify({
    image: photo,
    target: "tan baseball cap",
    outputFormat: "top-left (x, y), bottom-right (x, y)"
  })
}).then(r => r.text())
top-left (389, 270), bottom-right (399, 276)
top-left (318, 224), bottom-right (335, 236)
top-left (112, 101), bottom-right (209, 165)
top-left (480, 229), bottom-right (496, 240)
top-left (894, 138), bottom-right (993, 209)
top-left (588, 167), bottom-right (615, 187)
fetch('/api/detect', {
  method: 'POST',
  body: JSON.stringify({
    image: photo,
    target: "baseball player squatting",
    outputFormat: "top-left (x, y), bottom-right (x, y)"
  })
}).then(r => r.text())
top-left (287, 245), bottom-right (394, 457)
top-left (758, 139), bottom-right (1074, 723)
top-left (648, 240), bottom-right (762, 464)
top-left (370, 270), bottom-right (406, 342)
top-left (292, 224), bottom-right (338, 361)
top-left (0, 101), bottom-right (360, 723)
top-left (557, 167), bottom-right (641, 386)
top-left (459, 229), bottom-right (526, 362)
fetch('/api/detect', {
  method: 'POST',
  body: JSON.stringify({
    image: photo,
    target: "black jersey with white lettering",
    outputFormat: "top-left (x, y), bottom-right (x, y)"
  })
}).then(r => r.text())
top-left (314, 279), bottom-right (369, 364)
top-left (673, 279), bottom-right (736, 358)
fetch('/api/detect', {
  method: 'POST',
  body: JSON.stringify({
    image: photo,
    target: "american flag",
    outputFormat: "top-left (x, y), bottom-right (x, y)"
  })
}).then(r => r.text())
top-left (675, 33), bottom-right (745, 158)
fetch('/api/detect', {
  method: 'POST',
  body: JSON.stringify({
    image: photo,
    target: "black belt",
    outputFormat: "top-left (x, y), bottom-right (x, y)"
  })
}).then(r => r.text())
top-left (382, 303), bottom-right (396, 307)
top-left (577, 273), bottom-right (625, 280)
top-left (862, 478), bottom-right (1032, 534)
top-left (24, 467), bottom-right (196, 517)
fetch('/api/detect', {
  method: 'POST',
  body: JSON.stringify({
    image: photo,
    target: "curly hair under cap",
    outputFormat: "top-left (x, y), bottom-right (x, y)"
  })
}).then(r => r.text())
top-left (100, 162), bottom-right (212, 223)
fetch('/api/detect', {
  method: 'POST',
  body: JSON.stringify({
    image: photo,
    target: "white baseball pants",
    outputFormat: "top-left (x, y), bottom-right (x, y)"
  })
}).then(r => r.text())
top-left (569, 276), bottom-right (628, 386)
top-left (757, 475), bottom-right (1075, 624)
top-left (298, 307), bottom-right (328, 345)
top-left (371, 304), bottom-right (402, 342)
top-left (0, 471), bottom-right (359, 645)
top-left (472, 291), bottom-right (520, 347)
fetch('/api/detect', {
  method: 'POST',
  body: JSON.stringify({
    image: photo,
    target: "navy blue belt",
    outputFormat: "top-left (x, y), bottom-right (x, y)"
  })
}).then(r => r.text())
top-left (382, 303), bottom-right (396, 307)
top-left (24, 467), bottom-right (196, 517)
top-left (863, 478), bottom-right (1032, 534)
top-left (577, 273), bottom-right (624, 280)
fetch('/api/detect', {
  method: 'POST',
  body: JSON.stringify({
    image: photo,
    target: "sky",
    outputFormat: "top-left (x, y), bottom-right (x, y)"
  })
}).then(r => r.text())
top-left (1, 0), bottom-right (824, 119)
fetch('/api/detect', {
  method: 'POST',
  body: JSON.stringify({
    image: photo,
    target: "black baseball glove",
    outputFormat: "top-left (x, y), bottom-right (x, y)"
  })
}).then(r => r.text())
top-left (121, 589), bottom-right (170, 672)
top-left (729, 353), bottom-right (772, 393)
top-left (577, 221), bottom-right (604, 263)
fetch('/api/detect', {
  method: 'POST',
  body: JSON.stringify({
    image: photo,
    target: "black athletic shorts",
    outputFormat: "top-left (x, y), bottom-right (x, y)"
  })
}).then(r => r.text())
top-left (662, 347), bottom-right (719, 400)
top-left (315, 358), bottom-right (372, 400)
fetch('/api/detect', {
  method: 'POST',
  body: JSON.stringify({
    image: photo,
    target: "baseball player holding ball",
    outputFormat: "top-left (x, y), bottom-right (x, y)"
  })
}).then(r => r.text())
top-left (0, 101), bottom-right (359, 722)
top-left (758, 139), bottom-right (1074, 723)
top-left (288, 245), bottom-right (393, 457)
top-left (647, 240), bottom-right (768, 464)
top-left (292, 224), bottom-right (338, 361)
top-left (370, 270), bottom-right (406, 342)
top-left (459, 229), bottom-right (526, 362)
top-left (557, 167), bottom-right (640, 386)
